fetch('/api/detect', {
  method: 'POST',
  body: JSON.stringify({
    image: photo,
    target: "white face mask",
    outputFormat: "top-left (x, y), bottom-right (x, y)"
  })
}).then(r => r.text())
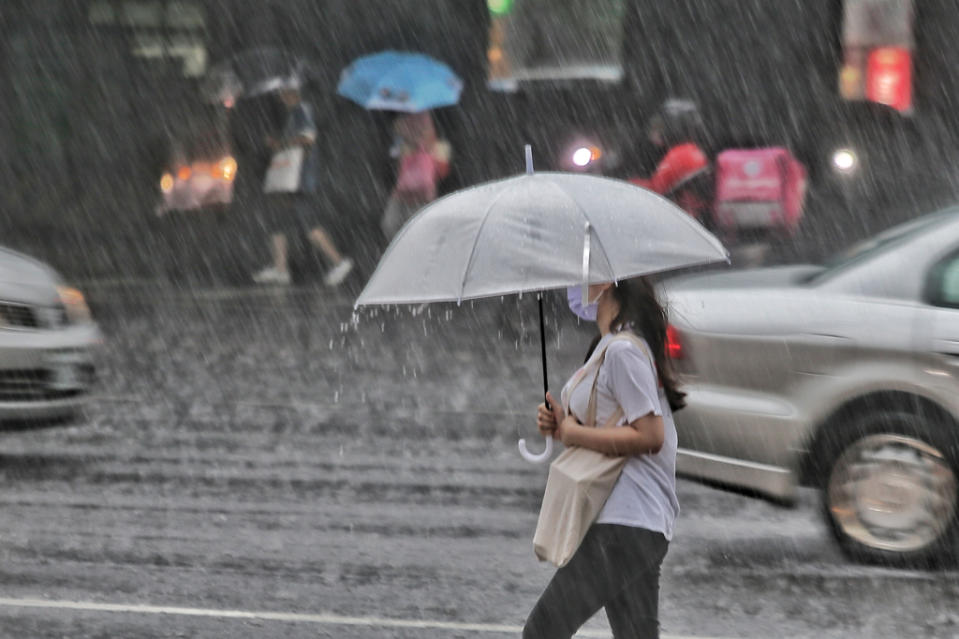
top-left (566, 286), bottom-right (602, 322)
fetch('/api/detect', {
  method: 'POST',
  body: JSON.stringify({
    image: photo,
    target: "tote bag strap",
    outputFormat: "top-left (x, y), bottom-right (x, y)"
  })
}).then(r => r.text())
top-left (561, 348), bottom-right (605, 417)
top-left (584, 346), bottom-right (621, 429)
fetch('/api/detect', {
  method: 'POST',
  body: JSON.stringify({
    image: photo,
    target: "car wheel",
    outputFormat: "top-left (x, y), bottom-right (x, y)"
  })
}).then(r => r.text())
top-left (822, 410), bottom-right (959, 567)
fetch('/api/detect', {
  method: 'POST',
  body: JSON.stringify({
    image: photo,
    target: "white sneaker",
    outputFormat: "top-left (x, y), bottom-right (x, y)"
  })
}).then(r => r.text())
top-left (324, 258), bottom-right (354, 286)
top-left (252, 266), bottom-right (291, 285)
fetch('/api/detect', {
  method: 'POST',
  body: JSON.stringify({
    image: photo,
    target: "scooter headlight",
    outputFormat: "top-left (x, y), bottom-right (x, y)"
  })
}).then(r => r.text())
top-left (571, 145), bottom-right (602, 169)
top-left (572, 147), bottom-right (593, 167)
top-left (832, 148), bottom-right (858, 175)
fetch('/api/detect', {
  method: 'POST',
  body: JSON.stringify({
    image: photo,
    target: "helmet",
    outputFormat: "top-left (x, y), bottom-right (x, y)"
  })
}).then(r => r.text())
top-left (649, 99), bottom-right (704, 147)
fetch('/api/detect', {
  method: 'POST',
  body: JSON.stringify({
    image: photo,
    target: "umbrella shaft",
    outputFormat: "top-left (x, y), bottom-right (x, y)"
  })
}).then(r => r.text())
top-left (538, 295), bottom-right (550, 407)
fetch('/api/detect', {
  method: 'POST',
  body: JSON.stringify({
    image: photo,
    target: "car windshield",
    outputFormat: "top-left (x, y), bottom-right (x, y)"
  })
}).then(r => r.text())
top-left (805, 209), bottom-right (959, 283)
top-left (166, 105), bottom-right (230, 164)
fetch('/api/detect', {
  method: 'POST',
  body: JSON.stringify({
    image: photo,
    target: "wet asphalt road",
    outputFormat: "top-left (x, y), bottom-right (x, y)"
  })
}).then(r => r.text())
top-left (1, 281), bottom-right (959, 639)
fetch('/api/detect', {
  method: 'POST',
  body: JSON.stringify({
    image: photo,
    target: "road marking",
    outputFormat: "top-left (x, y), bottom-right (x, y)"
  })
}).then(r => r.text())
top-left (0, 597), bottom-right (732, 638)
top-left (91, 395), bottom-right (146, 403)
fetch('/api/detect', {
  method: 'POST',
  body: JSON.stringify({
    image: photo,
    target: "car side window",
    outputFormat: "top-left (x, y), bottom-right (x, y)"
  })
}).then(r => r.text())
top-left (928, 250), bottom-right (959, 309)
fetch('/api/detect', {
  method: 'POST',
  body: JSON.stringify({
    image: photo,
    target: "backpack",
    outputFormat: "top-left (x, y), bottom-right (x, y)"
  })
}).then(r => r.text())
top-left (394, 149), bottom-right (438, 202)
top-left (714, 147), bottom-right (807, 238)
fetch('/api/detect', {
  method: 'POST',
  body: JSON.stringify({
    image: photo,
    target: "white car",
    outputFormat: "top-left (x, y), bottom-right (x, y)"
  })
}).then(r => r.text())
top-left (0, 247), bottom-right (100, 423)
top-left (158, 154), bottom-right (237, 214)
top-left (664, 208), bottom-right (959, 566)
top-left (156, 116), bottom-right (236, 215)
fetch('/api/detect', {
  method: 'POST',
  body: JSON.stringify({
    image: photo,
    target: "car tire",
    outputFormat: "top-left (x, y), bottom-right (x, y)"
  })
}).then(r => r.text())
top-left (821, 409), bottom-right (959, 568)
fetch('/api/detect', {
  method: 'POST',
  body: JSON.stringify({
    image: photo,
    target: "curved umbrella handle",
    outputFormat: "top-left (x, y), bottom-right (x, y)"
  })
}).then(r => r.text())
top-left (518, 435), bottom-right (553, 464)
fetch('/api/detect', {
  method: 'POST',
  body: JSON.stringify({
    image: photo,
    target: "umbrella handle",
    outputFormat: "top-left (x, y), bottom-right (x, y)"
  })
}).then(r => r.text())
top-left (518, 293), bottom-right (554, 465)
top-left (518, 435), bottom-right (553, 464)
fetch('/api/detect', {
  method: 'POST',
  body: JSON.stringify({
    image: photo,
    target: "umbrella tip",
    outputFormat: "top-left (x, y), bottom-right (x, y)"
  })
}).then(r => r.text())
top-left (525, 144), bottom-right (534, 175)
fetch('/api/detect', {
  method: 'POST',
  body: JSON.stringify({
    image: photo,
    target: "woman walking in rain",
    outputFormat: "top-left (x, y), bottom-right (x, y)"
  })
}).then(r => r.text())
top-left (380, 110), bottom-right (450, 241)
top-left (524, 277), bottom-right (684, 638)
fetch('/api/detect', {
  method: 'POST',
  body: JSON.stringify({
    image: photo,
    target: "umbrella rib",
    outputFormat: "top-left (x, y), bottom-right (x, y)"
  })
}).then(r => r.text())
top-left (545, 179), bottom-right (617, 282)
top-left (457, 179), bottom-right (521, 301)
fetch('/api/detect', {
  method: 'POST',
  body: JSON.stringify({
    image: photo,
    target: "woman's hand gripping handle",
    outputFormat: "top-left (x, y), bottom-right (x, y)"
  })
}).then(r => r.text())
top-left (519, 392), bottom-right (564, 464)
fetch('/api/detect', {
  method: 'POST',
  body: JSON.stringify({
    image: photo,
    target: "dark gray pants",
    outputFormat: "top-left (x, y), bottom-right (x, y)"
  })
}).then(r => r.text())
top-left (523, 524), bottom-right (668, 639)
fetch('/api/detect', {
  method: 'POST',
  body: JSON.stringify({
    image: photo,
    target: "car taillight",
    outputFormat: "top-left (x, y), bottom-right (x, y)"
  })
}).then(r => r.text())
top-left (177, 166), bottom-right (192, 181)
top-left (666, 324), bottom-right (683, 359)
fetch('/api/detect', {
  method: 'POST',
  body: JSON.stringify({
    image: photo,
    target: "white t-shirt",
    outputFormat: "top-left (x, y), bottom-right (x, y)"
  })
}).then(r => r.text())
top-left (561, 332), bottom-right (680, 540)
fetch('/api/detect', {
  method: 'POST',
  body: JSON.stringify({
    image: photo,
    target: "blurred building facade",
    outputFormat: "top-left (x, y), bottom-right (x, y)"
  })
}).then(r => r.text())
top-left (3, 0), bottom-right (959, 279)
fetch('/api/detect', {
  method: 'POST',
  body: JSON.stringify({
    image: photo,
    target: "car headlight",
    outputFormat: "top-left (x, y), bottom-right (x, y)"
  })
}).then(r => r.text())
top-left (57, 286), bottom-right (92, 324)
top-left (214, 156), bottom-right (237, 181)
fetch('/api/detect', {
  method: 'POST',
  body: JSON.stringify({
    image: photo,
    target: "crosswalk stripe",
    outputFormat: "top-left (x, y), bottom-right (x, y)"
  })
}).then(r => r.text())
top-left (0, 596), bottom-right (737, 638)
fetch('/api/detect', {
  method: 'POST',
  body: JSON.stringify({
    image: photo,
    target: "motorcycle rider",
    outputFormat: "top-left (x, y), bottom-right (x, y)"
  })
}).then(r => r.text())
top-left (631, 99), bottom-right (711, 224)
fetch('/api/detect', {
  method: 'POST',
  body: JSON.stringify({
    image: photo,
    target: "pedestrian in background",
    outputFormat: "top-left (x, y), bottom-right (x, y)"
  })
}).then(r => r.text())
top-left (380, 110), bottom-right (450, 242)
top-left (253, 79), bottom-right (353, 286)
top-left (524, 277), bottom-right (683, 638)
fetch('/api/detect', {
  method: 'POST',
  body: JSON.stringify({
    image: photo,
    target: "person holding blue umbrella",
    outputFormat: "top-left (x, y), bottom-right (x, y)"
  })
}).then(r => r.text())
top-left (380, 110), bottom-right (451, 241)
top-left (337, 51), bottom-right (459, 241)
top-left (336, 50), bottom-right (463, 113)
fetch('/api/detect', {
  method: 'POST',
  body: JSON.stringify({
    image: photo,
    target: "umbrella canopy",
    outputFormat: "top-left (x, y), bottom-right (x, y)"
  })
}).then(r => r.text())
top-left (337, 50), bottom-right (463, 112)
top-left (356, 156), bottom-right (728, 464)
top-left (355, 172), bottom-right (728, 307)
top-left (204, 47), bottom-right (307, 104)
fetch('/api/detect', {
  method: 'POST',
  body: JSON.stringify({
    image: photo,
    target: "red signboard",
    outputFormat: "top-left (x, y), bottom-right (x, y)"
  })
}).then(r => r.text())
top-left (866, 47), bottom-right (912, 113)
top-left (840, 0), bottom-right (915, 113)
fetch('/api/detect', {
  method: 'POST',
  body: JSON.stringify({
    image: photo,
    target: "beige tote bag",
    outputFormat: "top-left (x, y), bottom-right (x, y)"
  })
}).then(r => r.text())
top-left (532, 334), bottom-right (653, 567)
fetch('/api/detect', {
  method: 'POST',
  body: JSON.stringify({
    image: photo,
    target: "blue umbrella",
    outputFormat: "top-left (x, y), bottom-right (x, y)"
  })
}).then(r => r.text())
top-left (337, 51), bottom-right (463, 112)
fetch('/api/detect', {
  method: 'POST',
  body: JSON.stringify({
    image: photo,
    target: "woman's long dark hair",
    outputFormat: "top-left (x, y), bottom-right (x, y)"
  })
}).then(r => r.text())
top-left (584, 277), bottom-right (686, 412)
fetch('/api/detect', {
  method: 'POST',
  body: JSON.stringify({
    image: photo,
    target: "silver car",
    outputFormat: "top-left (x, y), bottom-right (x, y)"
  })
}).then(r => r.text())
top-left (0, 247), bottom-right (100, 423)
top-left (664, 208), bottom-right (959, 566)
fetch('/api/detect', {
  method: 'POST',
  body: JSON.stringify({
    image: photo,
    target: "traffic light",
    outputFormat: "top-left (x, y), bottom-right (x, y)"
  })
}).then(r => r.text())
top-left (488, 0), bottom-right (515, 17)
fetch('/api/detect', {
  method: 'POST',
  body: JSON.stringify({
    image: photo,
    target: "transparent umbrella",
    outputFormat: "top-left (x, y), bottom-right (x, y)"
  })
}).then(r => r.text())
top-left (356, 147), bottom-right (729, 462)
top-left (203, 47), bottom-right (308, 105)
